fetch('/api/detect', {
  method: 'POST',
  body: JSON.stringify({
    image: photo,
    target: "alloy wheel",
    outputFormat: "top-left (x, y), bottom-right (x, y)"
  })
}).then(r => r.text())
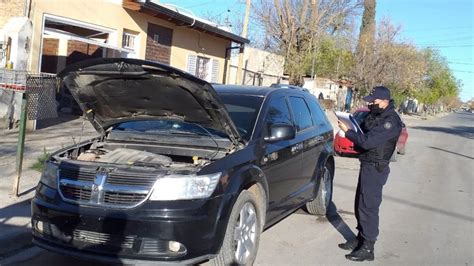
top-left (233, 201), bottom-right (257, 264)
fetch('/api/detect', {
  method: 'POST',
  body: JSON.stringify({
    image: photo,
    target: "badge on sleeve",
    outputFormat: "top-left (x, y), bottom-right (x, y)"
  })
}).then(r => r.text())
top-left (384, 121), bottom-right (392, 130)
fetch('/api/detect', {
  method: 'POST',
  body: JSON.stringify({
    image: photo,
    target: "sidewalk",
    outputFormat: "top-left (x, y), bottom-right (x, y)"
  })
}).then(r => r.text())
top-left (0, 115), bottom-right (97, 258)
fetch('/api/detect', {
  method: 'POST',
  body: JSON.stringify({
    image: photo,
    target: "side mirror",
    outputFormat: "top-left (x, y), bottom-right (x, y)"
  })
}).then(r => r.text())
top-left (264, 124), bottom-right (295, 142)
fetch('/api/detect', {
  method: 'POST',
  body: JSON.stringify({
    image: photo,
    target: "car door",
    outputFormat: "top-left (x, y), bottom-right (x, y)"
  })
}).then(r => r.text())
top-left (260, 94), bottom-right (304, 220)
top-left (302, 95), bottom-right (333, 197)
top-left (287, 95), bottom-right (322, 200)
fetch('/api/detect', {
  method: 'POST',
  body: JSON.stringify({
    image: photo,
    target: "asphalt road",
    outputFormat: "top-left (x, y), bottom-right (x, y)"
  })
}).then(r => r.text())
top-left (3, 112), bottom-right (473, 265)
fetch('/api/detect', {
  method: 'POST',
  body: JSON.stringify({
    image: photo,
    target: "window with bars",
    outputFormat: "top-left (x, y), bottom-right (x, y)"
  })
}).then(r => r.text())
top-left (122, 32), bottom-right (136, 49)
top-left (187, 54), bottom-right (220, 83)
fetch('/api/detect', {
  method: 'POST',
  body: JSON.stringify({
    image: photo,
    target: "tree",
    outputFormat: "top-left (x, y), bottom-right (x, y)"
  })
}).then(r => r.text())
top-left (254, 0), bottom-right (361, 85)
top-left (352, 0), bottom-right (376, 94)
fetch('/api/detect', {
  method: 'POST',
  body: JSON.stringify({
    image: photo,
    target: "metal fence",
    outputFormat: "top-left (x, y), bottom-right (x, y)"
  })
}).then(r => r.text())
top-left (0, 69), bottom-right (58, 121)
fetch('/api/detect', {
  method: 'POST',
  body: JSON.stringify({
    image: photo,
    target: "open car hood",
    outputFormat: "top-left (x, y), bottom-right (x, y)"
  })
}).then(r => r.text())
top-left (59, 58), bottom-right (242, 145)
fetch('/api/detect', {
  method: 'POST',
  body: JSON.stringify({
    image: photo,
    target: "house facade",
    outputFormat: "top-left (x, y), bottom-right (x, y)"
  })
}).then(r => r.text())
top-left (227, 46), bottom-right (285, 87)
top-left (0, 0), bottom-right (248, 129)
top-left (1, 0), bottom-right (248, 82)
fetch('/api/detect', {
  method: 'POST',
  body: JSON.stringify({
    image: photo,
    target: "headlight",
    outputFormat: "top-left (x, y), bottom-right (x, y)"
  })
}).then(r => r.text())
top-left (40, 162), bottom-right (58, 188)
top-left (149, 172), bottom-right (221, 201)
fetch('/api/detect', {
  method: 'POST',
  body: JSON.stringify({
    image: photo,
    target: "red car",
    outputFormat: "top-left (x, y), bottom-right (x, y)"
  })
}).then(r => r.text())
top-left (334, 107), bottom-right (408, 156)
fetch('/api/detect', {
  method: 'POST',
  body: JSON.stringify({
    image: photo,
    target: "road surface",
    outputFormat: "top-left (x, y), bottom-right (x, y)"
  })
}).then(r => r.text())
top-left (2, 112), bottom-right (473, 265)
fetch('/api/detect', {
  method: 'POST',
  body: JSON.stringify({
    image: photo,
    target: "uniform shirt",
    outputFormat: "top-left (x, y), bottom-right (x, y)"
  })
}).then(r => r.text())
top-left (346, 102), bottom-right (402, 163)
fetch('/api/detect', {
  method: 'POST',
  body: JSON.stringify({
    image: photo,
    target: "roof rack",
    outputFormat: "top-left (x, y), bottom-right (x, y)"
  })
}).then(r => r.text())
top-left (270, 83), bottom-right (309, 92)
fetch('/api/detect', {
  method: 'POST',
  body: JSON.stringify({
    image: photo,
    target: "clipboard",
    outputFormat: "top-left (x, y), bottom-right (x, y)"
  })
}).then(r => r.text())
top-left (335, 111), bottom-right (364, 134)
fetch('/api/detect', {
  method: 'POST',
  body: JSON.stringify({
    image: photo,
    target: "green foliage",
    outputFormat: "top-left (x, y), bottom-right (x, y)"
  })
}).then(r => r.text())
top-left (306, 37), bottom-right (354, 79)
top-left (414, 49), bottom-right (460, 105)
top-left (31, 148), bottom-right (50, 172)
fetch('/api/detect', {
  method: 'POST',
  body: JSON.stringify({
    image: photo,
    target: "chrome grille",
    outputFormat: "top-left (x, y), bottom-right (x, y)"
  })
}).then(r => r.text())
top-left (73, 229), bottom-right (136, 249)
top-left (59, 167), bottom-right (95, 182)
top-left (104, 191), bottom-right (147, 205)
top-left (60, 185), bottom-right (92, 201)
top-left (58, 164), bottom-right (156, 208)
top-left (107, 172), bottom-right (158, 187)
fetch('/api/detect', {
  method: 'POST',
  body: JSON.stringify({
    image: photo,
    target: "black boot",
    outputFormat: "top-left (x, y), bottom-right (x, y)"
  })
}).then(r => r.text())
top-left (345, 240), bottom-right (375, 261)
top-left (338, 237), bottom-right (360, 251)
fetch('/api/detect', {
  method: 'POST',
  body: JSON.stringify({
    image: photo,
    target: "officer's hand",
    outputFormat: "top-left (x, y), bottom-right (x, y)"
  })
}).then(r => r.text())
top-left (338, 120), bottom-right (348, 132)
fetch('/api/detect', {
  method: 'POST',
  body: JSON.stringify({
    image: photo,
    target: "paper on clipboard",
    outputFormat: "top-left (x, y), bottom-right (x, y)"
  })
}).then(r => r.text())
top-left (335, 111), bottom-right (364, 134)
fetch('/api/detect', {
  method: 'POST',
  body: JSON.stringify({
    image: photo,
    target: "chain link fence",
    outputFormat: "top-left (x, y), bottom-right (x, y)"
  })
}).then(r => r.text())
top-left (0, 69), bottom-right (58, 124)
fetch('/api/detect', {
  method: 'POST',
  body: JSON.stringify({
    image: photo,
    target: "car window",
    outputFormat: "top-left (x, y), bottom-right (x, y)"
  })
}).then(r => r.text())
top-left (218, 94), bottom-right (263, 140)
top-left (112, 120), bottom-right (226, 137)
top-left (353, 111), bottom-right (369, 125)
top-left (265, 96), bottom-right (293, 126)
top-left (306, 96), bottom-right (327, 125)
top-left (288, 96), bottom-right (313, 131)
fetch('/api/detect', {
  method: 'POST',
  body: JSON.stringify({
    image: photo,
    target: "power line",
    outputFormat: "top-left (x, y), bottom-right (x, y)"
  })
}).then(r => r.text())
top-left (405, 26), bottom-right (473, 32)
top-left (420, 44), bottom-right (474, 48)
top-left (448, 61), bottom-right (474, 65)
top-left (416, 36), bottom-right (474, 45)
top-left (448, 60), bottom-right (474, 64)
top-left (451, 69), bottom-right (474, 73)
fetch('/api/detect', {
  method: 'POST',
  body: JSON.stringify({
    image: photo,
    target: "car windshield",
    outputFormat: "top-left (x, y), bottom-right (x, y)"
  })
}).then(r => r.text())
top-left (112, 120), bottom-right (227, 138)
top-left (218, 94), bottom-right (264, 140)
top-left (353, 111), bottom-right (369, 125)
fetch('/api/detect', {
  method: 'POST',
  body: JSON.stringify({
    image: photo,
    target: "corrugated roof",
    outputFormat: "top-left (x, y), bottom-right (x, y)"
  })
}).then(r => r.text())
top-left (123, 0), bottom-right (249, 44)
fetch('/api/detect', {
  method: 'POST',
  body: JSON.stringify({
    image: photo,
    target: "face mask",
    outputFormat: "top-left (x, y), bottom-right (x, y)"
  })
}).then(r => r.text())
top-left (368, 103), bottom-right (384, 114)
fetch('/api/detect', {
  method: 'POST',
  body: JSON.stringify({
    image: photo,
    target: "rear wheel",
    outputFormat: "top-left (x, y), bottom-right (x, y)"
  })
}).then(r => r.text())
top-left (211, 190), bottom-right (262, 266)
top-left (306, 163), bottom-right (334, 216)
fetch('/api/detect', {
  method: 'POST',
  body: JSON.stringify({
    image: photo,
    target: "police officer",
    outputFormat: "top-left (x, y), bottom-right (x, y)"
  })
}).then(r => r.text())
top-left (337, 86), bottom-right (402, 261)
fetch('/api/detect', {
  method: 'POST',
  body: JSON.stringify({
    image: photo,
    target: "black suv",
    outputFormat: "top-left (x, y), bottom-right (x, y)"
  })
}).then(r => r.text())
top-left (31, 58), bottom-right (334, 265)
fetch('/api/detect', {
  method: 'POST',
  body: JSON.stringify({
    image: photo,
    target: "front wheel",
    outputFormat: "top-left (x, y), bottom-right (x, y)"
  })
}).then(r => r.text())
top-left (306, 163), bottom-right (334, 216)
top-left (211, 190), bottom-right (262, 266)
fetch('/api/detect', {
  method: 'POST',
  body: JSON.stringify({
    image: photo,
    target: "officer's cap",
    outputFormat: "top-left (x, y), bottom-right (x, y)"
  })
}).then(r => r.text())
top-left (363, 86), bottom-right (391, 102)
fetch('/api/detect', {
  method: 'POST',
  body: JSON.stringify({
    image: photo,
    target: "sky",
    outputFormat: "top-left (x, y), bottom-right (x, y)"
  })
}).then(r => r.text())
top-left (159, 0), bottom-right (473, 101)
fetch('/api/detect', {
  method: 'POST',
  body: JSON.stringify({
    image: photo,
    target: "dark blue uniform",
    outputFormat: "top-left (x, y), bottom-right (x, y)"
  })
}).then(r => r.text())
top-left (345, 101), bottom-right (402, 242)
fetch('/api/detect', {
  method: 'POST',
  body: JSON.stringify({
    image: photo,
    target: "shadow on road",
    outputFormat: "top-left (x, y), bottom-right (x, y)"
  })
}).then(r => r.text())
top-left (326, 202), bottom-right (357, 241)
top-left (411, 126), bottom-right (474, 139)
top-left (335, 183), bottom-right (474, 222)
top-left (428, 146), bottom-right (473, 160)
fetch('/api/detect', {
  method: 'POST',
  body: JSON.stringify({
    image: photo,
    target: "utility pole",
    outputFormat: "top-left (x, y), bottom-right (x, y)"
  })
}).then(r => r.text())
top-left (236, 0), bottom-right (251, 85)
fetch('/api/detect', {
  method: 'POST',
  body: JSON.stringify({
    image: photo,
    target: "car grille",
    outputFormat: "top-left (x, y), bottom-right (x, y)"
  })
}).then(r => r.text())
top-left (72, 229), bottom-right (136, 249)
top-left (60, 185), bottom-right (92, 201)
top-left (107, 171), bottom-right (158, 187)
top-left (59, 168), bottom-right (95, 182)
top-left (58, 164), bottom-right (157, 208)
top-left (104, 191), bottom-right (148, 205)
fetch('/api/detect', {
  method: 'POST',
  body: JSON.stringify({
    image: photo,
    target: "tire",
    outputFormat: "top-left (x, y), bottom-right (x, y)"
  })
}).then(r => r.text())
top-left (211, 190), bottom-right (262, 266)
top-left (306, 163), bottom-right (334, 216)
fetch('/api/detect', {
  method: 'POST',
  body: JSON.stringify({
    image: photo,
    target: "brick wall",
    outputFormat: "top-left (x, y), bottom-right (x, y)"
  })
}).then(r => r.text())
top-left (42, 38), bottom-right (59, 56)
top-left (66, 40), bottom-right (103, 65)
top-left (0, 0), bottom-right (26, 28)
top-left (40, 38), bottom-right (59, 74)
top-left (67, 40), bottom-right (101, 56)
top-left (145, 23), bottom-right (172, 65)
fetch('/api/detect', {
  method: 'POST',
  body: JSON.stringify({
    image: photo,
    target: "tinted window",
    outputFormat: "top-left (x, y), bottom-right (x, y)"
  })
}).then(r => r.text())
top-left (218, 94), bottom-right (263, 140)
top-left (265, 96), bottom-right (292, 126)
top-left (113, 120), bottom-right (226, 137)
top-left (289, 96), bottom-right (313, 131)
top-left (353, 111), bottom-right (369, 125)
top-left (306, 96), bottom-right (328, 125)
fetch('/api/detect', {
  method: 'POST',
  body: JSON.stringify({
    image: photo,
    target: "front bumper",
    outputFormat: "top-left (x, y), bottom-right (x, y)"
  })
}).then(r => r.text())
top-left (31, 183), bottom-right (234, 264)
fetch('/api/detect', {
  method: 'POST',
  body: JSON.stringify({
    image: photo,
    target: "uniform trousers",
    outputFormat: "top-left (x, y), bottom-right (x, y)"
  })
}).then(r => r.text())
top-left (355, 162), bottom-right (390, 242)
